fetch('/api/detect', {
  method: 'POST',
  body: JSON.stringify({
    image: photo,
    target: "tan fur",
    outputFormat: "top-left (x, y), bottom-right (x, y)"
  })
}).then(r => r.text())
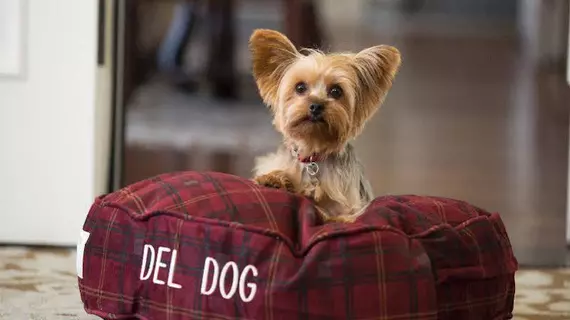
top-left (249, 29), bottom-right (401, 223)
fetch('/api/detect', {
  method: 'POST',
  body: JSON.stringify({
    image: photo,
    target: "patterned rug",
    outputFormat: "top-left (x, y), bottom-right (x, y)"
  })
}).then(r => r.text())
top-left (0, 246), bottom-right (568, 319)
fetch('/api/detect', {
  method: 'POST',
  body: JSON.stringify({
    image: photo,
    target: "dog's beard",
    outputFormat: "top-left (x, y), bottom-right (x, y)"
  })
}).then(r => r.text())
top-left (284, 106), bottom-right (351, 150)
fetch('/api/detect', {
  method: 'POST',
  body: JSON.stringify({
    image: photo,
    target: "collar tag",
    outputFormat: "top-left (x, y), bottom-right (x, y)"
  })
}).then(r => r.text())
top-left (306, 162), bottom-right (319, 176)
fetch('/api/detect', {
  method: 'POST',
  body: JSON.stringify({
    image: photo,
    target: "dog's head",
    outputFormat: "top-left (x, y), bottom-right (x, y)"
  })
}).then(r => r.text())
top-left (249, 29), bottom-right (401, 154)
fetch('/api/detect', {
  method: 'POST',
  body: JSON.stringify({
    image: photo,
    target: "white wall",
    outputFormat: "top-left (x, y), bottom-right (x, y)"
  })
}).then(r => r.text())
top-left (0, 0), bottom-right (106, 246)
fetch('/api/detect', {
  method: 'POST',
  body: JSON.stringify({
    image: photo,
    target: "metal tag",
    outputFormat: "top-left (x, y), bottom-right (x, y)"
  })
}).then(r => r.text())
top-left (306, 162), bottom-right (319, 176)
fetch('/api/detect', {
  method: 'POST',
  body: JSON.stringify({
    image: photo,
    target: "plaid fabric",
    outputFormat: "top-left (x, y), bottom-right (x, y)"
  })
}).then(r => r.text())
top-left (78, 171), bottom-right (518, 320)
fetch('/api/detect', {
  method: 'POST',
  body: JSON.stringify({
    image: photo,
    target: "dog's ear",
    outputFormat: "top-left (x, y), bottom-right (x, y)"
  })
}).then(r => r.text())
top-left (249, 29), bottom-right (299, 107)
top-left (351, 45), bottom-right (401, 135)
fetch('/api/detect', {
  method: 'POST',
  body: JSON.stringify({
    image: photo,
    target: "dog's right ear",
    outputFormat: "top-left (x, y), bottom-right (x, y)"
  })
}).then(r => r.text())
top-left (249, 29), bottom-right (299, 107)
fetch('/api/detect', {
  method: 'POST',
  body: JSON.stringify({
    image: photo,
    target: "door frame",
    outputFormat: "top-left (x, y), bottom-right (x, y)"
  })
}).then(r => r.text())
top-left (566, 3), bottom-right (570, 244)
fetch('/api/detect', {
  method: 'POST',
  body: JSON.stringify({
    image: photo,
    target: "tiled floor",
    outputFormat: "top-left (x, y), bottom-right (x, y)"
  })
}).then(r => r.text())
top-left (515, 268), bottom-right (570, 319)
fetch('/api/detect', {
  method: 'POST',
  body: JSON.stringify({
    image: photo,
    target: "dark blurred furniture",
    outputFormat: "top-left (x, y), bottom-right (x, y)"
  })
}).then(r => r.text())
top-left (284, 0), bottom-right (325, 49)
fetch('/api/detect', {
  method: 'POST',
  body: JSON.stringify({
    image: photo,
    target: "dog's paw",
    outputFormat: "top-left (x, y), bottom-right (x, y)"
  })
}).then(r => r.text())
top-left (314, 205), bottom-right (357, 224)
top-left (253, 171), bottom-right (295, 192)
top-left (323, 215), bottom-right (356, 224)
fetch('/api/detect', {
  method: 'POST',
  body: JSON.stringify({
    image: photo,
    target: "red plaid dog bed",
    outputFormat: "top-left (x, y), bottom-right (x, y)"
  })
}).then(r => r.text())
top-left (78, 171), bottom-right (517, 320)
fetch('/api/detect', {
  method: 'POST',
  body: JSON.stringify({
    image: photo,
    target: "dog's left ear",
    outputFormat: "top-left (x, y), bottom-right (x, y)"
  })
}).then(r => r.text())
top-left (249, 29), bottom-right (299, 108)
top-left (351, 45), bottom-right (401, 134)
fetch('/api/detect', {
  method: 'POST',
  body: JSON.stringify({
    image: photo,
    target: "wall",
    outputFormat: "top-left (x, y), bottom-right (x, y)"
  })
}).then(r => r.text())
top-left (0, 0), bottom-right (104, 246)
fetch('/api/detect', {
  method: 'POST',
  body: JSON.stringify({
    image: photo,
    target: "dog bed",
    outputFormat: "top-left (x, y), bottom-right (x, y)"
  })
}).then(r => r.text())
top-left (77, 171), bottom-right (518, 319)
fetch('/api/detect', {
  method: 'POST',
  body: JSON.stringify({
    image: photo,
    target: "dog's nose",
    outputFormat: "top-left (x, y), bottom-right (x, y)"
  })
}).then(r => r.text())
top-left (309, 103), bottom-right (324, 115)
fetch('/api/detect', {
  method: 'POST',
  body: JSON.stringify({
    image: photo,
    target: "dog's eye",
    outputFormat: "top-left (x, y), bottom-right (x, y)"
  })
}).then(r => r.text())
top-left (328, 85), bottom-right (343, 99)
top-left (295, 82), bottom-right (307, 94)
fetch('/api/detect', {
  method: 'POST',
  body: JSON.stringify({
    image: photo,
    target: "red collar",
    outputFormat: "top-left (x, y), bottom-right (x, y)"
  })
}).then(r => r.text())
top-left (297, 153), bottom-right (325, 163)
top-left (290, 145), bottom-right (326, 163)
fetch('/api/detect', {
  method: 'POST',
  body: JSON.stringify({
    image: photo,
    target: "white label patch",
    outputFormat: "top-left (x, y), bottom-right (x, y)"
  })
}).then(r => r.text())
top-left (76, 230), bottom-right (90, 278)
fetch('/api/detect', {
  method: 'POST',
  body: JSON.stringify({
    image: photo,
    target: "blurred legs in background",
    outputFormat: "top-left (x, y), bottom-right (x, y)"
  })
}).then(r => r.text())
top-left (157, 0), bottom-right (199, 91)
top-left (157, 0), bottom-right (237, 99)
top-left (157, 0), bottom-right (325, 99)
top-left (206, 0), bottom-right (237, 99)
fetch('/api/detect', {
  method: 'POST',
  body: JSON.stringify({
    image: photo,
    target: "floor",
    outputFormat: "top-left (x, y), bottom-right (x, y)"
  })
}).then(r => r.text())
top-left (0, 247), bottom-right (97, 319)
top-left (123, 2), bottom-right (570, 267)
top-left (0, 247), bottom-right (567, 319)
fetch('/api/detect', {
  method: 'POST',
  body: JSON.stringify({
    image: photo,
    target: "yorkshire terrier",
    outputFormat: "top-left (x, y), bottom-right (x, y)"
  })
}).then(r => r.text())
top-left (249, 29), bottom-right (401, 222)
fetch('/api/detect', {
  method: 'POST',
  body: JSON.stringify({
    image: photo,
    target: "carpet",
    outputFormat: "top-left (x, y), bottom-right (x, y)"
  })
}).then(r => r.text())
top-left (0, 247), bottom-right (568, 319)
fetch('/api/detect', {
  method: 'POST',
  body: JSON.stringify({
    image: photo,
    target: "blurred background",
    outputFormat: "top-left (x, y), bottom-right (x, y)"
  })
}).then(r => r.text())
top-left (0, 0), bottom-right (569, 269)
top-left (118, 0), bottom-right (570, 267)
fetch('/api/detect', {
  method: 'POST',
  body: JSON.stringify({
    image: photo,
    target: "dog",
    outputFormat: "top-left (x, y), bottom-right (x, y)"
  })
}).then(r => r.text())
top-left (249, 29), bottom-right (401, 222)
